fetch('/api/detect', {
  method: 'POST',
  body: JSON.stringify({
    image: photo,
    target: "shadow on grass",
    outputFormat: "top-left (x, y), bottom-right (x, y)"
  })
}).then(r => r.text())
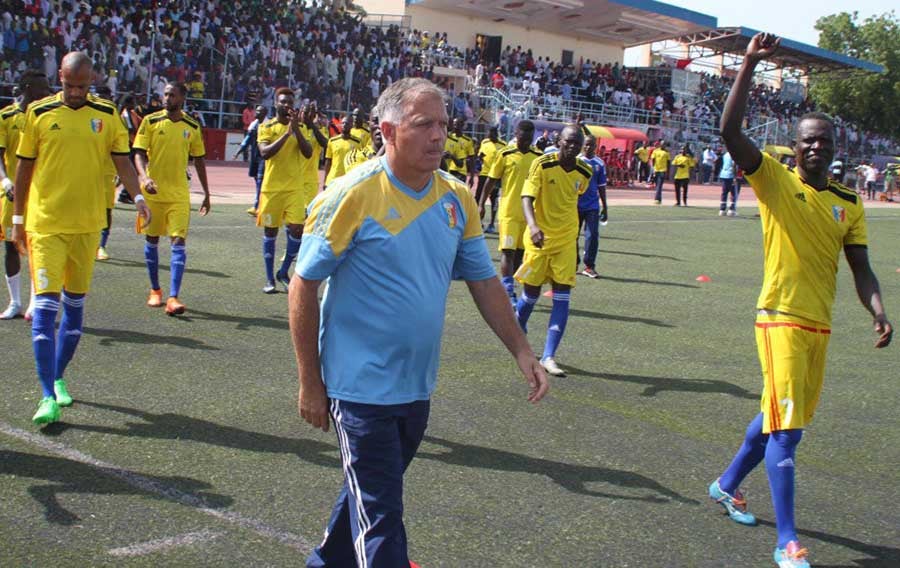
top-left (177, 309), bottom-right (288, 331)
top-left (562, 364), bottom-right (758, 399)
top-left (85, 327), bottom-right (220, 351)
top-left (756, 519), bottom-right (900, 568)
top-left (597, 274), bottom-right (699, 288)
top-left (419, 436), bottom-right (698, 505)
top-left (102, 257), bottom-right (231, 279)
top-left (50, 400), bottom-right (340, 470)
top-left (534, 306), bottom-right (674, 328)
top-left (0, 450), bottom-right (233, 525)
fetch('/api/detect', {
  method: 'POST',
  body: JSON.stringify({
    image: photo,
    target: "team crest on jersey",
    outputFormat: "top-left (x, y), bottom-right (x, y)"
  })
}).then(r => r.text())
top-left (832, 205), bottom-right (845, 223)
top-left (90, 118), bottom-right (103, 133)
top-left (183, 129), bottom-right (190, 139)
top-left (574, 179), bottom-right (582, 192)
top-left (444, 202), bottom-right (458, 229)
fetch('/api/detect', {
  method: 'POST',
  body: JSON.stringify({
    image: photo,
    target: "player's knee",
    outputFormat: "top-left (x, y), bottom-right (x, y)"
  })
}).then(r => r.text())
top-left (770, 428), bottom-right (803, 448)
top-left (145, 235), bottom-right (160, 245)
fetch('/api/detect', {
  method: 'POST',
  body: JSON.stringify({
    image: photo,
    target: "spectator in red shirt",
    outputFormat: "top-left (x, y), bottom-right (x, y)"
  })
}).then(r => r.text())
top-left (491, 67), bottom-right (505, 89)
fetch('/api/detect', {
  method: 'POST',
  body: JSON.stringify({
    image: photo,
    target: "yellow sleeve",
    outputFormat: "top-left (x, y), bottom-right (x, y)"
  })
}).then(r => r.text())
top-left (257, 123), bottom-right (274, 146)
top-left (744, 153), bottom-right (785, 202)
top-left (0, 116), bottom-right (8, 149)
top-left (459, 187), bottom-right (483, 239)
top-left (487, 152), bottom-right (505, 180)
top-left (325, 139), bottom-right (334, 159)
top-left (109, 112), bottom-right (130, 155)
top-left (15, 107), bottom-right (37, 159)
top-left (133, 118), bottom-right (150, 151)
top-left (521, 158), bottom-right (543, 199)
top-left (844, 205), bottom-right (868, 246)
top-left (190, 126), bottom-right (206, 158)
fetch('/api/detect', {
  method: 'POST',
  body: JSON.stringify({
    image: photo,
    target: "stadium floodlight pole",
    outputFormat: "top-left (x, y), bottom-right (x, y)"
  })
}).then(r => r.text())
top-left (146, 19), bottom-right (157, 105)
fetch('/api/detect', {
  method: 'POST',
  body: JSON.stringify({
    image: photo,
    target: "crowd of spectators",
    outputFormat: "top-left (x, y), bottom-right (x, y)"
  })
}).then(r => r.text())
top-left (0, 0), bottom-right (896, 157)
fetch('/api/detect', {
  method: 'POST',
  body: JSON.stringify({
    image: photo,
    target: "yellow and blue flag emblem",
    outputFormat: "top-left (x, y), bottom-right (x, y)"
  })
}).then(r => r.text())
top-left (444, 202), bottom-right (458, 229)
top-left (90, 118), bottom-right (103, 133)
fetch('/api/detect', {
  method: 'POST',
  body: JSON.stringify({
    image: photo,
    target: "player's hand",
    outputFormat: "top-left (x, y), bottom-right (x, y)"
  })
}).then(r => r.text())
top-left (289, 108), bottom-right (301, 133)
top-left (874, 314), bottom-right (893, 348)
top-left (515, 351), bottom-right (549, 403)
top-left (199, 195), bottom-right (211, 216)
top-left (599, 208), bottom-right (608, 224)
top-left (746, 32), bottom-right (780, 62)
top-left (135, 199), bottom-right (152, 224)
top-left (478, 203), bottom-right (486, 220)
top-left (10, 223), bottom-right (27, 255)
top-left (529, 225), bottom-right (544, 248)
top-left (298, 380), bottom-right (330, 432)
top-left (140, 177), bottom-right (158, 195)
top-left (1, 177), bottom-right (13, 201)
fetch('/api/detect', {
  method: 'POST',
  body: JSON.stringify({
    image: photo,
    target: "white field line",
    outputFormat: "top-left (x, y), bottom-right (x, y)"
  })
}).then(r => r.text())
top-left (0, 422), bottom-right (313, 553)
top-left (107, 529), bottom-right (223, 557)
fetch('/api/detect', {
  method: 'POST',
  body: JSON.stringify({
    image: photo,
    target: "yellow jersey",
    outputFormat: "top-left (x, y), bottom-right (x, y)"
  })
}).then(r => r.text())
top-left (747, 153), bottom-right (868, 325)
top-left (446, 133), bottom-right (475, 176)
top-left (478, 138), bottom-right (506, 175)
top-left (651, 149), bottom-right (670, 173)
top-left (672, 154), bottom-right (695, 180)
top-left (350, 125), bottom-right (371, 149)
top-left (488, 145), bottom-right (543, 224)
top-left (635, 146), bottom-right (649, 164)
top-left (17, 93), bottom-right (130, 234)
top-left (325, 134), bottom-right (360, 186)
top-left (299, 124), bottom-right (328, 186)
top-left (132, 110), bottom-right (205, 202)
top-left (521, 152), bottom-right (590, 250)
top-left (344, 144), bottom-right (378, 173)
top-left (258, 118), bottom-right (305, 193)
top-left (0, 102), bottom-right (26, 181)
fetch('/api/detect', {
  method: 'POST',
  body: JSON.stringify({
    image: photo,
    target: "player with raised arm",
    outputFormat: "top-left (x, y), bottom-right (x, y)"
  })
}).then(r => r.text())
top-left (708, 33), bottom-right (892, 568)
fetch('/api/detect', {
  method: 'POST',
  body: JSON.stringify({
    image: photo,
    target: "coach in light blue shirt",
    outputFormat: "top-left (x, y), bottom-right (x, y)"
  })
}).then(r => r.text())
top-left (288, 78), bottom-right (548, 568)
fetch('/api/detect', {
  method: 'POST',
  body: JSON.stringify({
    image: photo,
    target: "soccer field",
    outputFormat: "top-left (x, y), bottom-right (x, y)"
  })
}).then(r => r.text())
top-left (1, 204), bottom-right (898, 567)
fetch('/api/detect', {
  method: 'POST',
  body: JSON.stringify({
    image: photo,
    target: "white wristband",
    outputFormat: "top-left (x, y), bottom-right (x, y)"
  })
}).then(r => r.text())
top-left (1, 177), bottom-right (12, 191)
top-left (134, 194), bottom-right (146, 204)
top-left (12, 214), bottom-right (24, 225)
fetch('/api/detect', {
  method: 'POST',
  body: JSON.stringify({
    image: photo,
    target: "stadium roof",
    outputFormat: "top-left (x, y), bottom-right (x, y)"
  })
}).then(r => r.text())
top-left (668, 27), bottom-right (884, 75)
top-left (406, 0), bottom-right (717, 47)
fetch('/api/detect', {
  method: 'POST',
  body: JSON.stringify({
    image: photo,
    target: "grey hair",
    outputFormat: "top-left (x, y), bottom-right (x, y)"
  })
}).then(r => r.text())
top-left (375, 78), bottom-right (447, 123)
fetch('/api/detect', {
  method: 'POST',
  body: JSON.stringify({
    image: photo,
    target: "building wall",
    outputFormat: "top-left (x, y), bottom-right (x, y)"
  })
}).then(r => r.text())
top-left (356, 2), bottom-right (623, 66)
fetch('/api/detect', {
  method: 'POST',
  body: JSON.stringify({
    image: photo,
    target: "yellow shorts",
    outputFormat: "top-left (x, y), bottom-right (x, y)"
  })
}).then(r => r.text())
top-left (515, 244), bottom-right (577, 287)
top-left (0, 195), bottom-right (23, 241)
top-left (755, 313), bottom-right (831, 434)
top-left (257, 190), bottom-right (307, 228)
top-left (106, 176), bottom-right (119, 209)
top-left (498, 218), bottom-right (525, 251)
top-left (302, 181), bottom-right (319, 211)
top-left (27, 231), bottom-right (101, 294)
top-left (137, 201), bottom-right (191, 238)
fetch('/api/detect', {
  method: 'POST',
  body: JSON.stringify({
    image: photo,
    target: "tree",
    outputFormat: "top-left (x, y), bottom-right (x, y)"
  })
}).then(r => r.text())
top-left (810, 11), bottom-right (900, 139)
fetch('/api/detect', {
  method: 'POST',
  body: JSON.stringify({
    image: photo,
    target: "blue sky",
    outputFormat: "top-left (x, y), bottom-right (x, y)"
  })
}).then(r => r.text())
top-left (624, 0), bottom-right (895, 64)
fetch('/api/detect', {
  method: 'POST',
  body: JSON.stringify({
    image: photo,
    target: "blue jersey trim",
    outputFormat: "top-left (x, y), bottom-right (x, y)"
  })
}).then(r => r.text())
top-left (380, 156), bottom-right (433, 200)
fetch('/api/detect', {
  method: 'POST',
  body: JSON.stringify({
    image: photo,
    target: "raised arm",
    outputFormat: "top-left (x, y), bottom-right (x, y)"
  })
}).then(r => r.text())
top-left (844, 245), bottom-right (892, 348)
top-left (720, 32), bottom-right (780, 174)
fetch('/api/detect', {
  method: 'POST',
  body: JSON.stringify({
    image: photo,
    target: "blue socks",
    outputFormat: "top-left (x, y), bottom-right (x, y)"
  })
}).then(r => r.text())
top-left (515, 291), bottom-right (538, 333)
top-left (170, 244), bottom-right (186, 298)
top-left (263, 236), bottom-right (276, 283)
top-left (100, 228), bottom-right (110, 248)
top-left (766, 428), bottom-right (803, 547)
top-left (31, 294), bottom-right (59, 398)
top-left (719, 413), bottom-right (767, 494)
top-left (542, 291), bottom-right (570, 359)
top-left (501, 276), bottom-right (516, 304)
top-left (144, 242), bottom-right (160, 290)
top-left (55, 292), bottom-right (85, 379)
top-left (279, 233), bottom-right (302, 276)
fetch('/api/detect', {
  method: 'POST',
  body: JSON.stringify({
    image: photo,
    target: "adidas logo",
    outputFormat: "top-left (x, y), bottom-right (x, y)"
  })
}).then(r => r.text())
top-left (549, 179), bottom-right (556, 185)
top-left (159, 130), bottom-right (165, 135)
top-left (33, 333), bottom-right (50, 342)
top-left (385, 207), bottom-right (401, 221)
top-left (794, 192), bottom-right (806, 202)
top-left (777, 458), bottom-right (795, 468)
top-left (50, 123), bottom-right (60, 130)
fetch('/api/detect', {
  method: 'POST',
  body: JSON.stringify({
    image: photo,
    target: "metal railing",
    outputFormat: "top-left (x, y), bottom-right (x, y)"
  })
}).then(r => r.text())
top-left (362, 13), bottom-right (412, 31)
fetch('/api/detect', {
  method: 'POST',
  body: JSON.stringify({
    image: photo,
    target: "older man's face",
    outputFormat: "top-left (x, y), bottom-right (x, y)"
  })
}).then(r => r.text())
top-left (386, 92), bottom-right (448, 176)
